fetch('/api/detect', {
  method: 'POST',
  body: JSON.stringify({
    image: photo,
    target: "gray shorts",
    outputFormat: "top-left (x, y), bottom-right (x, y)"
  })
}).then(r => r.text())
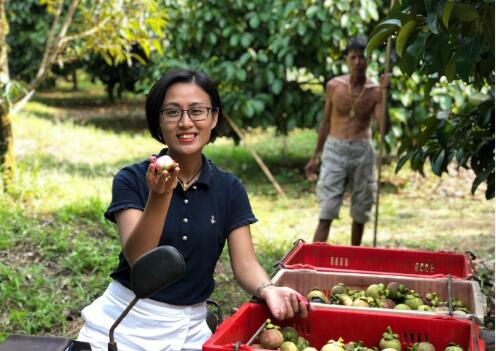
top-left (316, 136), bottom-right (376, 223)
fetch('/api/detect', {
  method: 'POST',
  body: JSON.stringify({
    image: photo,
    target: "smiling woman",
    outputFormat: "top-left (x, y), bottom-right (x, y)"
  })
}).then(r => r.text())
top-left (75, 68), bottom-right (309, 351)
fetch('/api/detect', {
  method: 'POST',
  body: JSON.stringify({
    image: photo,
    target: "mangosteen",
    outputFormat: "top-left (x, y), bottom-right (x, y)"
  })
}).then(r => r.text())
top-left (297, 336), bottom-right (310, 350)
top-left (307, 288), bottom-right (329, 304)
top-left (379, 326), bottom-right (402, 351)
top-left (352, 297), bottom-right (370, 308)
top-left (366, 283), bottom-right (386, 300)
top-left (259, 328), bottom-right (284, 349)
top-left (404, 295), bottom-right (424, 310)
top-left (422, 292), bottom-right (439, 307)
top-left (444, 343), bottom-right (463, 351)
top-left (417, 305), bottom-right (432, 312)
top-left (322, 338), bottom-right (346, 351)
top-left (281, 341), bottom-right (299, 351)
top-left (413, 342), bottom-right (436, 351)
top-left (378, 298), bottom-right (396, 309)
top-left (331, 283), bottom-right (348, 295)
top-left (345, 341), bottom-right (365, 351)
top-left (281, 326), bottom-right (299, 343)
top-left (338, 294), bottom-right (354, 306)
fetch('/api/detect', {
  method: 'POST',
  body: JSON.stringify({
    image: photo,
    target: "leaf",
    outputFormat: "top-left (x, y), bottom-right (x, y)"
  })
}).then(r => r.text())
top-left (369, 18), bottom-right (402, 38)
top-left (366, 27), bottom-right (396, 56)
top-left (395, 153), bottom-right (411, 173)
top-left (272, 79), bottom-right (283, 95)
top-left (430, 149), bottom-right (445, 176)
top-left (442, 1), bottom-right (455, 28)
top-left (445, 54), bottom-right (456, 82)
top-left (451, 3), bottom-right (479, 22)
top-left (249, 15), bottom-right (260, 29)
top-left (471, 164), bottom-right (494, 195)
top-left (235, 69), bottom-right (247, 81)
top-left (395, 20), bottom-right (416, 58)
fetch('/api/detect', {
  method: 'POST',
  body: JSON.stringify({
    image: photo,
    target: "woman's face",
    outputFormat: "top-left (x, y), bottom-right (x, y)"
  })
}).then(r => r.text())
top-left (160, 82), bottom-right (218, 158)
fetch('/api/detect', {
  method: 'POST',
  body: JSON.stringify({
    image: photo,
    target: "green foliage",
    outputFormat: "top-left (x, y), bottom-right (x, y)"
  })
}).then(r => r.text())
top-left (142, 0), bottom-right (383, 135)
top-left (6, 0), bottom-right (51, 83)
top-left (369, 0), bottom-right (495, 198)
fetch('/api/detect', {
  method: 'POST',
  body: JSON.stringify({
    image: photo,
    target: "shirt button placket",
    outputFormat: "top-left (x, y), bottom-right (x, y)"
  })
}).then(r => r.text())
top-left (182, 196), bottom-right (189, 241)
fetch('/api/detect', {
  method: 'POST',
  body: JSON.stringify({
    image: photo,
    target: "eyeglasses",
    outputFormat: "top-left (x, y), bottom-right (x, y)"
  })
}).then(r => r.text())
top-left (159, 106), bottom-right (218, 122)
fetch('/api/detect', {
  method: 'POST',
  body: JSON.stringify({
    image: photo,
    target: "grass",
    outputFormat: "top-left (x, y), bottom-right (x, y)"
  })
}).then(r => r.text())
top-left (0, 85), bottom-right (494, 342)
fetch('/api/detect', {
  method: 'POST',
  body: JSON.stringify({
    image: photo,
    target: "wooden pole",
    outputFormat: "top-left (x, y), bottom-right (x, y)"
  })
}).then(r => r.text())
top-left (373, 0), bottom-right (395, 247)
top-left (224, 114), bottom-right (286, 198)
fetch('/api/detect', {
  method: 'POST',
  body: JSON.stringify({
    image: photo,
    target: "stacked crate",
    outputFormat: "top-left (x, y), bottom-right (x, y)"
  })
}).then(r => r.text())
top-left (204, 241), bottom-right (486, 351)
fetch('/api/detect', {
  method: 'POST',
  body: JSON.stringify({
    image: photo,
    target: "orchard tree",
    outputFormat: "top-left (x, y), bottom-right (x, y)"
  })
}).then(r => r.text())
top-left (368, 0), bottom-right (494, 198)
top-left (145, 0), bottom-right (384, 135)
top-left (0, 0), bottom-right (166, 191)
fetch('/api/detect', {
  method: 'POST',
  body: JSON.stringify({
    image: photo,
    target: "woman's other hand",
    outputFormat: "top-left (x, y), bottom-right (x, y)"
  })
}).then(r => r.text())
top-left (260, 286), bottom-right (310, 320)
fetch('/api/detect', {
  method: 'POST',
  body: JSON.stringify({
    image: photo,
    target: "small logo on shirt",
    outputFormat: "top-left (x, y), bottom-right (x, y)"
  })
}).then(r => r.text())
top-left (210, 216), bottom-right (216, 224)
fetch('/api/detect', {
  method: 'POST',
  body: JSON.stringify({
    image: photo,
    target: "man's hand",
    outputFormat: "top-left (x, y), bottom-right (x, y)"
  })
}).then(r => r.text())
top-left (379, 73), bottom-right (391, 90)
top-left (305, 158), bottom-right (319, 182)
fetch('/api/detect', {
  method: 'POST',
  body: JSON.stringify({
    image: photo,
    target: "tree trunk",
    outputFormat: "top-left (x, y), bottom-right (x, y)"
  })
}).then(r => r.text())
top-left (0, 0), bottom-right (13, 192)
top-left (0, 106), bottom-right (14, 192)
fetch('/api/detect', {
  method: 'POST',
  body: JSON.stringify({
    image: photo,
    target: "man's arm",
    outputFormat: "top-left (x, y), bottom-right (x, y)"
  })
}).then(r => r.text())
top-left (305, 81), bottom-right (333, 181)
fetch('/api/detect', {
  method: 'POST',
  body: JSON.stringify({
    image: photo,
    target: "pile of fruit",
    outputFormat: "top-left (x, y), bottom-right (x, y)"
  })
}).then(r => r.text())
top-left (251, 322), bottom-right (464, 351)
top-left (306, 282), bottom-right (469, 314)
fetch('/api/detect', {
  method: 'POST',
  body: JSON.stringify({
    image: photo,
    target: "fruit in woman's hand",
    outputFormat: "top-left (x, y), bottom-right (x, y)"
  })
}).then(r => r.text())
top-left (156, 155), bottom-right (176, 170)
top-left (379, 326), bottom-right (402, 351)
top-left (259, 328), bottom-right (284, 349)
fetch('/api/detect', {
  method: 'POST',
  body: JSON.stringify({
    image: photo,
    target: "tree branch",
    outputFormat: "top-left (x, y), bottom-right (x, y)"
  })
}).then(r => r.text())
top-left (59, 18), bottom-right (110, 46)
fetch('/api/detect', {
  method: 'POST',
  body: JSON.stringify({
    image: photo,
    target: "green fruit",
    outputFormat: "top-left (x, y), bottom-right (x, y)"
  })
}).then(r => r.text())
top-left (378, 298), bottom-right (396, 309)
top-left (281, 341), bottom-right (299, 351)
top-left (304, 348), bottom-right (319, 351)
top-left (405, 296), bottom-right (423, 310)
top-left (415, 342), bottom-right (436, 351)
top-left (297, 336), bottom-right (310, 350)
top-left (307, 289), bottom-right (329, 304)
top-left (353, 298), bottom-right (370, 308)
top-left (417, 305), bottom-right (432, 312)
top-left (281, 326), bottom-right (299, 343)
top-left (444, 343), bottom-right (463, 351)
top-left (366, 284), bottom-right (385, 300)
top-left (338, 294), bottom-right (353, 306)
top-left (331, 283), bottom-right (348, 295)
top-left (394, 304), bottom-right (412, 310)
top-left (379, 326), bottom-right (402, 351)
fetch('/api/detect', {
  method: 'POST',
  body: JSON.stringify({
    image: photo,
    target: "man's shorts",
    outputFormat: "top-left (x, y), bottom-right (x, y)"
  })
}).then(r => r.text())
top-left (316, 136), bottom-right (376, 223)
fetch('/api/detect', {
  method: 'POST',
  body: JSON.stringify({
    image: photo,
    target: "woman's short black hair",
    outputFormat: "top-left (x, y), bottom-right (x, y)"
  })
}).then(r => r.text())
top-left (344, 35), bottom-right (367, 55)
top-left (146, 68), bottom-right (223, 144)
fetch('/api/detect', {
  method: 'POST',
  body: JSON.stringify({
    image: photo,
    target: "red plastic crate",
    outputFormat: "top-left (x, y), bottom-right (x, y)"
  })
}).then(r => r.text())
top-left (278, 242), bottom-right (477, 279)
top-left (271, 268), bottom-right (486, 322)
top-left (203, 302), bottom-right (484, 351)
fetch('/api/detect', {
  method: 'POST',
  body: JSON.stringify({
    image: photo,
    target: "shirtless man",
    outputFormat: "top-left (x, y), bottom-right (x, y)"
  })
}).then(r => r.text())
top-left (305, 35), bottom-right (390, 246)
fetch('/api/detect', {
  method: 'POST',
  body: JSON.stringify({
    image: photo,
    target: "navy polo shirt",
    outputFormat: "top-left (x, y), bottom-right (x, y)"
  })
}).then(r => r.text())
top-left (105, 149), bottom-right (258, 305)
